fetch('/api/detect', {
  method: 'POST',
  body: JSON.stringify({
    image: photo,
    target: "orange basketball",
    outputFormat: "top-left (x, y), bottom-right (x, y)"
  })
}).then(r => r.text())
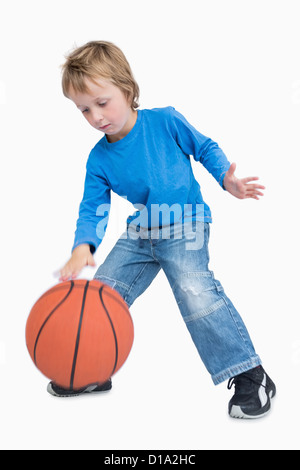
top-left (26, 280), bottom-right (134, 390)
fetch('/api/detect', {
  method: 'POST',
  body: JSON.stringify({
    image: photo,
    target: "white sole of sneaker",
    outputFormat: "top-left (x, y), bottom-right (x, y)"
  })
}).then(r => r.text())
top-left (229, 391), bottom-right (275, 419)
top-left (230, 404), bottom-right (271, 419)
top-left (47, 383), bottom-right (111, 398)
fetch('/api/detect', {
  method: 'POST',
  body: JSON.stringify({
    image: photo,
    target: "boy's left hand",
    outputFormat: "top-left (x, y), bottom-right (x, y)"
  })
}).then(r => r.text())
top-left (223, 163), bottom-right (265, 200)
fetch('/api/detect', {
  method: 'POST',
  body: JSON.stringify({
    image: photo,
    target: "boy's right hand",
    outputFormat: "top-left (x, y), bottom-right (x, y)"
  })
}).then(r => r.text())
top-left (59, 244), bottom-right (96, 282)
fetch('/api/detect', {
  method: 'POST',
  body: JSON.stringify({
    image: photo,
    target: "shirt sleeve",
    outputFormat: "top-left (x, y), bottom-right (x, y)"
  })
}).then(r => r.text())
top-left (169, 107), bottom-right (231, 189)
top-left (72, 150), bottom-right (111, 253)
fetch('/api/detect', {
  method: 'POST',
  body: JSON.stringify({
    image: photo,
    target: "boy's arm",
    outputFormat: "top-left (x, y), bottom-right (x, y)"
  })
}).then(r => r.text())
top-left (169, 108), bottom-right (265, 199)
top-left (59, 154), bottom-right (111, 281)
top-left (169, 107), bottom-right (230, 189)
top-left (72, 159), bottom-right (111, 253)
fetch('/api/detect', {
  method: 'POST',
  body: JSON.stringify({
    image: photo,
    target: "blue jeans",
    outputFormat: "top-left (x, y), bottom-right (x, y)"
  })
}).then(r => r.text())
top-left (94, 222), bottom-right (261, 385)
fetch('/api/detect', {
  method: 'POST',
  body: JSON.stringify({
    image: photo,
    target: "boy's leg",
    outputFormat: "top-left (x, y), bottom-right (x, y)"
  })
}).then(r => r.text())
top-left (156, 222), bottom-right (262, 385)
top-left (94, 231), bottom-right (161, 307)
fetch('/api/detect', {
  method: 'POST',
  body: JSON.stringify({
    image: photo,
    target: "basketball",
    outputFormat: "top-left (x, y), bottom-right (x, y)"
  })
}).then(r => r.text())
top-left (26, 279), bottom-right (134, 390)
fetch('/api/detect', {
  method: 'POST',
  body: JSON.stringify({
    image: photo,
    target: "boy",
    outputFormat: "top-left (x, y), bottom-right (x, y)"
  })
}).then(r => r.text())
top-left (52, 41), bottom-right (276, 419)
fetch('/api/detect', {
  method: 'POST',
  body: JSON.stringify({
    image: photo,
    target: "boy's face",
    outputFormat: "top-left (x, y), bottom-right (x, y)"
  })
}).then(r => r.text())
top-left (68, 79), bottom-right (137, 143)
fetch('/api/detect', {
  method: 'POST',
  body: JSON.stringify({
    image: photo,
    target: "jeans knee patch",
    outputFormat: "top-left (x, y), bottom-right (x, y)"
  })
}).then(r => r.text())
top-left (184, 299), bottom-right (225, 323)
top-left (174, 271), bottom-right (225, 320)
top-left (175, 271), bottom-right (219, 295)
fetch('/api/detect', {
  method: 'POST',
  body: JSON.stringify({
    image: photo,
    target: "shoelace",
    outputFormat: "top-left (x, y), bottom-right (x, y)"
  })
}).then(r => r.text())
top-left (227, 371), bottom-right (266, 392)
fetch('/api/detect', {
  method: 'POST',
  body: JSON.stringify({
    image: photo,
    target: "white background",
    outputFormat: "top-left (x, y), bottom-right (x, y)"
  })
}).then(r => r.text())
top-left (1, 0), bottom-right (300, 450)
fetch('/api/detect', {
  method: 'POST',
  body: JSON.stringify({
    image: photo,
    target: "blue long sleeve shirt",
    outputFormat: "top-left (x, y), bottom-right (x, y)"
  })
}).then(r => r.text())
top-left (72, 107), bottom-right (231, 252)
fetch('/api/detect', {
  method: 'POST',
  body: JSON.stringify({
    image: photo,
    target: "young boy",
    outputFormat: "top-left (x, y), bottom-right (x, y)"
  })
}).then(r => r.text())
top-left (52, 41), bottom-right (276, 419)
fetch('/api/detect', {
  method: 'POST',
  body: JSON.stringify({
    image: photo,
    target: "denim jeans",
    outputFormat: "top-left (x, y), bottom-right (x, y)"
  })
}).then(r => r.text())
top-left (94, 222), bottom-right (261, 385)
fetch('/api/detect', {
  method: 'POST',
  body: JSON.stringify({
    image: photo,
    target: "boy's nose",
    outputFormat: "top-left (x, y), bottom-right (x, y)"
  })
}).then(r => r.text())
top-left (91, 110), bottom-right (104, 126)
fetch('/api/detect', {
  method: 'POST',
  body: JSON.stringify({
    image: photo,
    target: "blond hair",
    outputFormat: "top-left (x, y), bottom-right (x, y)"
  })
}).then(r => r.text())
top-left (62, 41), bottom-right (140, 110)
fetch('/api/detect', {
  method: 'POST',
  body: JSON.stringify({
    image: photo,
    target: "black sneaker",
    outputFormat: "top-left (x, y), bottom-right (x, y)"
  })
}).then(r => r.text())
top-left (228, 366), bottom-right (276, 419)
top-left (47, 379), bottom-right (112, 398)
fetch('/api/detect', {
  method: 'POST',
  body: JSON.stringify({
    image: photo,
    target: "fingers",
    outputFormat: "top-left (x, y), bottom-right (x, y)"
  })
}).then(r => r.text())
top-left (58, 253), bottom-right (96, 282)
top-left (245, 192), bottom-right (264, 200)
top-left (241, 176), bottom-right (258, 183)
top-left (59, 260), bottom-right (83, 282)
top-left (245, 186), bottom-right (265, 200)
top-left (241, 176), bottom-right (265, 193)
top-left (59, 267), bottom-right (76, 282)
top-left (245, 184), bottom-right (265, 192)
top-left (239, 177), bottom-right (265, 200)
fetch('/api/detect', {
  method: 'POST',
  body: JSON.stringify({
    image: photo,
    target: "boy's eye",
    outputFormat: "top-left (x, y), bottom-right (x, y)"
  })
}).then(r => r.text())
top-left (82, 108), bottom-right (89, 114)
top-left (99, 102), bottom-right (107, 107)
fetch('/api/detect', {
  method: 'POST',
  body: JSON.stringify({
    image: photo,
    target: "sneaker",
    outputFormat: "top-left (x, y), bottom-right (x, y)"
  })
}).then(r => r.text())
top-left (228, 366), bottom-right (276, 419)
top-left (47, 379), bottom-right (112, 398)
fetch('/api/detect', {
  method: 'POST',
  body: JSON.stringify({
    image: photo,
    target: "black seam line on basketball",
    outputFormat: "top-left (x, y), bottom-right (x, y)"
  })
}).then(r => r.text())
top-left (36, 282), bottom-right (101, 302)
top-left (70, 280), bottom-right (90, 391)
top-left (33, 281), bottom-right (75, 365)
top-left (102, 288), bottom-right (133, 324)
top-left (35, 281), bottom-right (78, 302)
top-left (99, 285), bottom-right (119, 377)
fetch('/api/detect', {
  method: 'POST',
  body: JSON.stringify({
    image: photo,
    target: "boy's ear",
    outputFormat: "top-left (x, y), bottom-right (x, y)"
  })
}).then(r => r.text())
top-left (125, 90), bottom-right (133, 108)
